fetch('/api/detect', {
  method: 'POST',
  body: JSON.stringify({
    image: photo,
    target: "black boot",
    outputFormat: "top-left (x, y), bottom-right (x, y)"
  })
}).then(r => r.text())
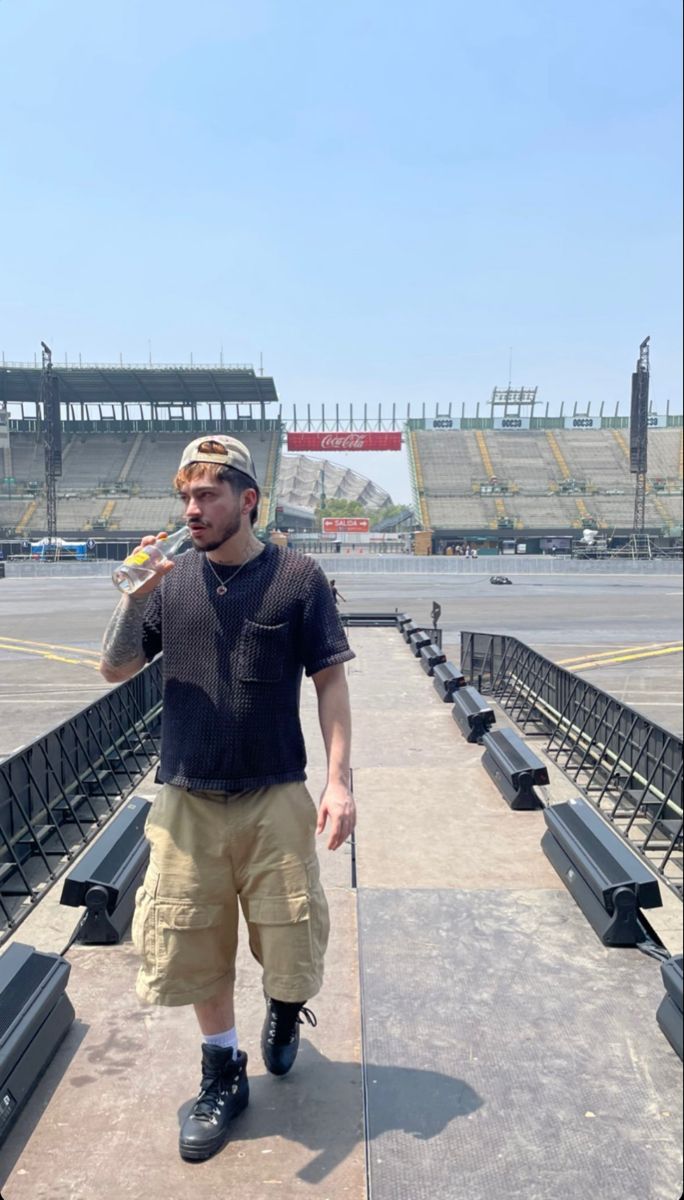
top-left (179, 1045), bottom-right (249, 1162)
top-left (261, 998), bottom-right (317, 1077)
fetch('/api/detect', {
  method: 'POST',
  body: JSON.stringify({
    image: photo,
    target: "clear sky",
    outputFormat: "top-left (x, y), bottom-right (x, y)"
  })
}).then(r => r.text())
top-left (1, 0), bottom-right (681, 502)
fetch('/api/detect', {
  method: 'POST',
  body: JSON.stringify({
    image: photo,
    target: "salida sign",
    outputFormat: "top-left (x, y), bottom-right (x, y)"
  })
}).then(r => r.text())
top-left (322, 517), bottom-right (370, 533)
top-left (287, 432), bottom-right (402, 452)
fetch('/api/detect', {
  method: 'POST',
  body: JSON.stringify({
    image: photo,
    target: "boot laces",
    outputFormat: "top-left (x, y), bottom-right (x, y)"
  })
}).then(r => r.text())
top-left (267, 1002), bottom-right (317, 1046)
top-left (192, 1062), bottom-right (241, 1124)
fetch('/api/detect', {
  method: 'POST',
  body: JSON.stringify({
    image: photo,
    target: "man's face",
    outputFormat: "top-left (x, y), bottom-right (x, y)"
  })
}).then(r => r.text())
top-left (177, 470), bottom-right (250, 552)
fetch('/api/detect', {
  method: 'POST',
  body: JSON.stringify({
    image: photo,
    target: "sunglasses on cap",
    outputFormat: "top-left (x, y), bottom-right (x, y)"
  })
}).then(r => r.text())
top-left (196, 439), bottom-right (234, 455)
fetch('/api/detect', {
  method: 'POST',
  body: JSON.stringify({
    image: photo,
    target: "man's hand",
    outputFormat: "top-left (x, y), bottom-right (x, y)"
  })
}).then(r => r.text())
top-left (124, 532), bottom-right (176, 597)
top-left (316, 780), bottom-right (356, 851)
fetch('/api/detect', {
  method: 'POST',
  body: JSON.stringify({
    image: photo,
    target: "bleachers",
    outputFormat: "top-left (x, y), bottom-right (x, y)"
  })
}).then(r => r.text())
top-left (554, 429), bottom-right (630, 488)
top-left (1, 429), bottom-right (280, 537)
top-left (5, 433), bottom-right (44, 483)
top-left (414, 431), bottom-right (484, 492)
top-left (426, 495), bottom-right (497, 528)
top-left (484, 432), bottom-right (558, 492)
top-left (124, 433), bottom-right (189, 491)
top-left (410, 427), bottom-right (684, 534)
top-left (647, 428), bottom-right (683, 480)
top-left (59, 435), bottom-right (133, 489)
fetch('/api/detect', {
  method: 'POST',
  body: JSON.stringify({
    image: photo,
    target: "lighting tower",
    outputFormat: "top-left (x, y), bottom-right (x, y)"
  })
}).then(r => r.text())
top-left (630, 337), bottom-right (650, 547)
top-left (41, 342), bottom-right (62, 547)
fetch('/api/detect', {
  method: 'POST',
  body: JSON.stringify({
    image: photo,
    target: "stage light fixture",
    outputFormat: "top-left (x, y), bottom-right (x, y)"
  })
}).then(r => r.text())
top-left (60, 794), bottom-right (151, 944)
top-left (541, 797), bottom-right (663, 946)
top-left (0, 942), bottom-right (74, 1145)
top-left (481, 728), bottom-right (549, 809)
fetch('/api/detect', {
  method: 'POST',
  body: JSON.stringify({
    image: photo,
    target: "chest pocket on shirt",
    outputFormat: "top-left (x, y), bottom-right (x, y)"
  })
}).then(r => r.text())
top-left (238, 619), bottom-right (289, 683)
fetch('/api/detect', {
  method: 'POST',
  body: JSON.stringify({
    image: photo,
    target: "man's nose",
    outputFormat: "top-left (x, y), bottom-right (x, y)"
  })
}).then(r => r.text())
top-left (185, 495), bottom-right (202, 517)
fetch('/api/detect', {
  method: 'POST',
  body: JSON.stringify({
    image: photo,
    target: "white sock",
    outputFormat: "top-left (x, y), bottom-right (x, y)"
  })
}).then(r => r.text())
top-left (202, 1027), bottom-right (238, 1055)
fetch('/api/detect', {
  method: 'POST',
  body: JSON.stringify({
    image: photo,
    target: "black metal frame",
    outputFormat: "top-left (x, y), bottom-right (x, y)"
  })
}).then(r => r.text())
top-left (0, 662), bottom-right (162, 943)
top-left (461, 631), bottom-right (683, 898)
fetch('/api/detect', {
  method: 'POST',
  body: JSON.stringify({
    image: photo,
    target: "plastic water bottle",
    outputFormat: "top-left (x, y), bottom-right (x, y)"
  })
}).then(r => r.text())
top-left (112, 527), bottom-right (191, 594)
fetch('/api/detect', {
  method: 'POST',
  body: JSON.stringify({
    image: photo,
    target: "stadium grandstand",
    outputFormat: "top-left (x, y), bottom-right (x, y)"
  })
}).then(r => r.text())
top-left (406, 418), bottom-right (683, 551)
top-left (0, 362), bottom-right (682, 553)
top-left (0, 362), bottom-right (283, 542)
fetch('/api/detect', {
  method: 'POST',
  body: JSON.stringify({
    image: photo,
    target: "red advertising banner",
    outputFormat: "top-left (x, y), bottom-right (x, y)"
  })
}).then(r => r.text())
top-left (322, 517), bottom-right (370, 534)
top-left (287, 431), bottom-right (402, 452)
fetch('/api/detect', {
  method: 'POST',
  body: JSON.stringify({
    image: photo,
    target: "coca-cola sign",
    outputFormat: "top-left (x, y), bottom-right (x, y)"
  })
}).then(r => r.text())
top-left (287, 432), bottom-right (402, 452)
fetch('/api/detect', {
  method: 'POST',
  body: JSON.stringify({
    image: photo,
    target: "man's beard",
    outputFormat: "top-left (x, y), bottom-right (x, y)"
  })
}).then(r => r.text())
top-left (194, 510), bottom-right (242, 553)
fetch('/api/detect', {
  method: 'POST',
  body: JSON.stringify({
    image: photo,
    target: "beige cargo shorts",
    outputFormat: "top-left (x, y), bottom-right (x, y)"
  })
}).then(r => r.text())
top-left (131, 781), bottom-right (330, 1007)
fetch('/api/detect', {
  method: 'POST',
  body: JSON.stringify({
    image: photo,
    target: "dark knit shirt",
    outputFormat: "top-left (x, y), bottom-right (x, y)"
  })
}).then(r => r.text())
top-left (141, 543), bottom-right (354, 791)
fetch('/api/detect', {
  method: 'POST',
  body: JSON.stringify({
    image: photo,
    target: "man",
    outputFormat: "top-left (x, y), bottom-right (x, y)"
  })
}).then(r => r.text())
top-left (99, 435), bottom-right (355, 1163)
top-left (328, 578), bottom-right (346, 607)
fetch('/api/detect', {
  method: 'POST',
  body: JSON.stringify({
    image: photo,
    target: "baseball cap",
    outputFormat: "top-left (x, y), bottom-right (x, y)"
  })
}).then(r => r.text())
top-left (178, 436), bottom-right (259, 488)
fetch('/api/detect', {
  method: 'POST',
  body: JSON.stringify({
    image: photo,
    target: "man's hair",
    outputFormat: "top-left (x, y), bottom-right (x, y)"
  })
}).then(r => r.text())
top-left (174, 462), bottom-right (259, 526)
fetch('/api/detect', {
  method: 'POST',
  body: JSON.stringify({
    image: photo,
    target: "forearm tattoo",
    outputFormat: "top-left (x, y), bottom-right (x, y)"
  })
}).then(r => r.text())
top-left (101, 595), bottom-right (148, 668)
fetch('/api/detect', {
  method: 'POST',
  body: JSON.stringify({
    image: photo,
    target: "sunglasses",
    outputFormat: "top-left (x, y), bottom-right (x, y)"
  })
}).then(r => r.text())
top-left (197, 439), bottom-right (234, 455)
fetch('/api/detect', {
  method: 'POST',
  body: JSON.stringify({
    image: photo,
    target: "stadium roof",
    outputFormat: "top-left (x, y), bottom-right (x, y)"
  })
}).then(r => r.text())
top-left (0, 362), bottom-right (278, 413)
top-left (278, 454), bottom-right (391, 511)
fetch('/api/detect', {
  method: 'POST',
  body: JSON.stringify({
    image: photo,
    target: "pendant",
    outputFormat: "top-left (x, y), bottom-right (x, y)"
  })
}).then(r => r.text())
top-left (216, 585), bottom-right (227, 596)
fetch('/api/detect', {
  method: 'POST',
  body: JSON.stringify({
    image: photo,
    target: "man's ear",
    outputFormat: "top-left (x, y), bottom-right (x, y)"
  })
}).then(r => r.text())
top-left (243, 487), bottom-right (259, 516)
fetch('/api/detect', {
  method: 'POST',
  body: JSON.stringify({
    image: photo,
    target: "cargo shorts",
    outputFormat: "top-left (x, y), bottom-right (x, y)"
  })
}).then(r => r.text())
top-left (131, 781), bottom-right (330, 1007)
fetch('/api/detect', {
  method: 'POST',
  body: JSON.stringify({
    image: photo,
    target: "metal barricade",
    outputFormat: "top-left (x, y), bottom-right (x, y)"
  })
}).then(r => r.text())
top-left (0, 661), bottom-right (162, 943)
top-left (461, 631), bottom-right (683, 898)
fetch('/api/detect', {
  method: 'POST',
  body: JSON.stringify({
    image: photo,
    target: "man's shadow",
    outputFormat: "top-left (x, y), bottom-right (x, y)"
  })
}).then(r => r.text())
top-left (178, 1040), bottom-right (483, 1182)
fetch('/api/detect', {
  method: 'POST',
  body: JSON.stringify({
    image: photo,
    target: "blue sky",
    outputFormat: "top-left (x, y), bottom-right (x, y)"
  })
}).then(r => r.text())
top-left (1, 0), bottom-right (681, 501)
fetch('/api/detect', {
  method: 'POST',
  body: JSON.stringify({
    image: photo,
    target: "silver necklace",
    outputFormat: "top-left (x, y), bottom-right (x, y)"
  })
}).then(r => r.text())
top-left (206, 544), bottom-right (260, 596)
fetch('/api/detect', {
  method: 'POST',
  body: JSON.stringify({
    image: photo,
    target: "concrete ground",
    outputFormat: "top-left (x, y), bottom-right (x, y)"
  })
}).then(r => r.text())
top-left (0, 567), bottom-right (681, 760)
top-left (0, 564), bottom-right (682, 1198)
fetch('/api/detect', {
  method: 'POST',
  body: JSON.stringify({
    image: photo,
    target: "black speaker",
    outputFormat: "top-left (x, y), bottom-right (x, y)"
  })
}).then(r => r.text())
top-left (481, 728), bottom-right (549, 809)
top-left (419, 643), bottom-right (446, 676)
top-left (409, 630), bottom-right (432, 657)
top-left (452, 686), bottom-right (496, 743)
top-left (541, 797), bottom-right (663, 946)
top-left (630, 368), bottom-right (649, 474)
top-left (432, 661), bottom-right (466, 702)
top-left (0, 943), bottom-right (74, 1145)
top-left (402, 620), bottom-right (421, 643)
top-left (60, 794), bottom-right (151, 943)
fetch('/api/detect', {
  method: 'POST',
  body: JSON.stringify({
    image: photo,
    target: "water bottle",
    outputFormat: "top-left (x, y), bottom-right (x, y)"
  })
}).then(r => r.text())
top-left (112, 526), bottom-right (191, 594)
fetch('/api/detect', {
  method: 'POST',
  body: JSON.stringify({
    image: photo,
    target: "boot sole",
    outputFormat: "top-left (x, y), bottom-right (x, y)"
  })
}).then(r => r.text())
top-left (179, 1092), bottom-right (249, 1162)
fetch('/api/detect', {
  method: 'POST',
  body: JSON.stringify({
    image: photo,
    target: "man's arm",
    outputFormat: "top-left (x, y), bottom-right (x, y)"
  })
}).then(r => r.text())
top-left (99, 593), bottom-right (150, 683)
top-left (312, 663), bottom-right (355, 851)
top-left (99, 533), bottom-right (174, 683)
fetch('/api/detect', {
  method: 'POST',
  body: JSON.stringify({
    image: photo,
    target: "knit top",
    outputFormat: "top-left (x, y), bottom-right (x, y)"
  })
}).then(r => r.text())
top-left (142, 543), bottom-right (354, 791)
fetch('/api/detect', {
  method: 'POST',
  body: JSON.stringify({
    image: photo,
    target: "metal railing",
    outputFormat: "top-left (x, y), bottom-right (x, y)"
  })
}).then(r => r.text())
top-left (0, 662), bottom-right (162, 944)
top-left (461, 631), bottom-right (683, 898)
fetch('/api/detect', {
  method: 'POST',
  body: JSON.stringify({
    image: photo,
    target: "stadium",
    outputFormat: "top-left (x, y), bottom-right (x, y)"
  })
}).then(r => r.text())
top-left (1, 355), bottom-right (683, 1200)
top-left (1, 361), bottom-right (682, 556)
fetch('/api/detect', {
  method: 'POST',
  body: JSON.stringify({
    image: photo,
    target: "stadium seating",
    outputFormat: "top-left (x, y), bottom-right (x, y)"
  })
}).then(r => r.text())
top-left (1, 424), bottom-right (682, 540)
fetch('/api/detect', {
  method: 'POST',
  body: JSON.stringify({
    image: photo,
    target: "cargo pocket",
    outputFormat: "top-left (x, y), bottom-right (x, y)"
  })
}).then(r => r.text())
top-left (237, 620), bottom-right (289, 683)
top-left (245, 893), bottom-right (315, 998)
top-left (131, 866), bottom-right (159, 967)
top-left (156, 899), bottom-right (226, 986)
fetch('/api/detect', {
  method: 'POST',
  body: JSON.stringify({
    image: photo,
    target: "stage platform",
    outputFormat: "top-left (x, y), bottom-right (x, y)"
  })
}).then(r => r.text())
top-left (1, 627), bottom-right (682, 1200)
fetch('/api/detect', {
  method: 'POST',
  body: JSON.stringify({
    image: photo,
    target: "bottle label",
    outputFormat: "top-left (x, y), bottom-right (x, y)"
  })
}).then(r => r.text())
top-left (123, 551), bottom-right (151, 567)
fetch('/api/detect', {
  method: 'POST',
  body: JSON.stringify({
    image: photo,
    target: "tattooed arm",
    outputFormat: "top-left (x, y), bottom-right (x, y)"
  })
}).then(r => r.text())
top-left (99, 532), bottom-right (173, 683)
top-left (99, 593), bottom-right (150, 683)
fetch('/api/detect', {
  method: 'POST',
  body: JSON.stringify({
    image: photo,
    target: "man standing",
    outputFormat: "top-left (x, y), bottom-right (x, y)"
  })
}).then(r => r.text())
top-left (329, 578), bottom-right (346, 607)
top-left (99, 435), bottom-right (355, 1162)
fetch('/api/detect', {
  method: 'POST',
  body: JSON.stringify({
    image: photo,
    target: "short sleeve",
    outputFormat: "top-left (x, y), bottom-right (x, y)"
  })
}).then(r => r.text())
top-left (142, 587), bottom-right (163, 662)
top-left (299, 566), bottom-right (355, 677)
